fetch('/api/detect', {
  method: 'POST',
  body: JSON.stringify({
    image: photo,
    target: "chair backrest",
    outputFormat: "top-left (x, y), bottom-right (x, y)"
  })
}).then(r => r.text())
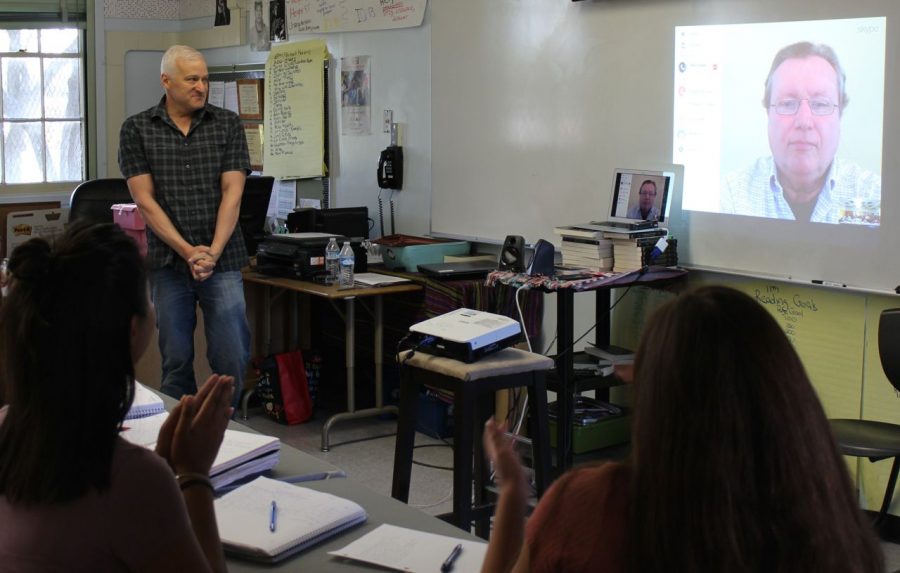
top-left (878, 308), bottom-right (900, 393)
top-left (69, 178), bottom-right (132, 224)
top-left (239, 175), bottom-right (275, 255)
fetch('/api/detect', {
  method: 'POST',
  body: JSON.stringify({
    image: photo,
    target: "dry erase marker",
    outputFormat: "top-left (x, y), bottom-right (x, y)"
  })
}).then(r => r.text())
top-left (269, 500), bottom-right (277, 532)
top-left (441, 544), bottom-right (462, 572)
top-left (811, 279), bottom-right (847, 288)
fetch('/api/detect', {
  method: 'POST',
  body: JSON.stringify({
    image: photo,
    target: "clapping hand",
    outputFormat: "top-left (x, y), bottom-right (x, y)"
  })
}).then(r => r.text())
top-left (483, 418), bottom-right (529, 494)
top-left (156, 374), bottom-right (234, 476)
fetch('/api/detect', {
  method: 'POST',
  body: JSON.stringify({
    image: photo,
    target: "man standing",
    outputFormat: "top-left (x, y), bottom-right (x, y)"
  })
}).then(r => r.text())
top-left (118, 45), bottom-right (250, 406)
top-left (626, 180), bottom-right (660, 220)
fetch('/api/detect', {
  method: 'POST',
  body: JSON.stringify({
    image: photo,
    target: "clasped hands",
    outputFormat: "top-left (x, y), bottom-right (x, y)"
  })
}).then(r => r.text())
top-left (186, 246), bottom-right (218, 282)
top-left (155, 374), bottom-right (234, 478)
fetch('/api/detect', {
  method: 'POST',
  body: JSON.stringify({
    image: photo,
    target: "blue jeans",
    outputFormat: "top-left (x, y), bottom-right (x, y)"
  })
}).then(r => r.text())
top-left (150, 267), bottom-right (250, 409)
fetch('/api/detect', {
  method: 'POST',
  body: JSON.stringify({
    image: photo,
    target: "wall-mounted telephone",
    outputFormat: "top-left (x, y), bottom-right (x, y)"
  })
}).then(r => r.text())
top-left (377, 145), bottom-right (403, 190)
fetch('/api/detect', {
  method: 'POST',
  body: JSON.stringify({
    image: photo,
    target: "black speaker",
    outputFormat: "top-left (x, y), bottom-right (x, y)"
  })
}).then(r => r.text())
top-left (498, 235), bottom-right (525, 272)
top-left (527, 239), bottom-right (555, 276)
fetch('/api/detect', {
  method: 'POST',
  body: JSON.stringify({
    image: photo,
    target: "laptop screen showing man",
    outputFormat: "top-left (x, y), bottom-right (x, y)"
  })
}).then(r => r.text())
top-left (572, 168), bottom-right (674, 232)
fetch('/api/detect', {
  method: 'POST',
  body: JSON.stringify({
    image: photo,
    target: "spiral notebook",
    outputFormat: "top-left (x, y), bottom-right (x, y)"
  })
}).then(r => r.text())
top-left (124, 382), bottom-right (165, 420)
top-left (215, 476), bottom-right (367, 563)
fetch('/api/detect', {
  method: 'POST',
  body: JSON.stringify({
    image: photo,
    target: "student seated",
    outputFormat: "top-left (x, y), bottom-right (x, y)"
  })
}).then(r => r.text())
top-left (0, 221), bottom-right (233, 572)
top-left (481, 285), bottom-right (883, 573)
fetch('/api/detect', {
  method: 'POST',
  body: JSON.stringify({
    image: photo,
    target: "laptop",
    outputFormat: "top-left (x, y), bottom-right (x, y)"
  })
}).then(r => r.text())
top-left (572, 168), bottom-right (674, 233)
top-left (417, 260), bottom-right (498, 279)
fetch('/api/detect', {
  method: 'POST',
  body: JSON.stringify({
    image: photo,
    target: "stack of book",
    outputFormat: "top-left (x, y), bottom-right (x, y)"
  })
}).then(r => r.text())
top-left (602, 228), bottom-right (670, 272)
top-left (553, 227), bottom-right (614, 271)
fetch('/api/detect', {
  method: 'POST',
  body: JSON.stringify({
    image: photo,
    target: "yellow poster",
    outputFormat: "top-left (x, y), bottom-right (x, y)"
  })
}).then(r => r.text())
top-left (263, 39), bottom-right (327, 179)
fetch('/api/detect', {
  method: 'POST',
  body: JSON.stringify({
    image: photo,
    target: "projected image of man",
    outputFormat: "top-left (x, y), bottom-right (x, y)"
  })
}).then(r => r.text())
top-left (720, 42), bottom-right (880, 223)
top-left (627, 180), bottom-right (661, 220)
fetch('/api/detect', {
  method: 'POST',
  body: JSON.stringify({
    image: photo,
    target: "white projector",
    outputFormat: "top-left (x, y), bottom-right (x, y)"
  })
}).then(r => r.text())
top-left (408, 308), bottom-right (521, 362)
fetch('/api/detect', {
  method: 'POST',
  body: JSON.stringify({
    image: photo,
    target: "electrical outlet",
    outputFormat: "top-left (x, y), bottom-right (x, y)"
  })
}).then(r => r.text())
top-left (383, 109), bottom-right (393, 133)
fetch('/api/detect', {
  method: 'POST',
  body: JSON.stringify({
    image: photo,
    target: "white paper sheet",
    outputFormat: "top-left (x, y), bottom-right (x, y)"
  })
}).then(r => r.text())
top-left (329, 523), bottom-right (487, 572)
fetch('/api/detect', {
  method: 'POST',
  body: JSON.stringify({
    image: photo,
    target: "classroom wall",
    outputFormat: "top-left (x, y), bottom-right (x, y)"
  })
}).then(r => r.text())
top-left (98, 0), bottom-right (900, 516)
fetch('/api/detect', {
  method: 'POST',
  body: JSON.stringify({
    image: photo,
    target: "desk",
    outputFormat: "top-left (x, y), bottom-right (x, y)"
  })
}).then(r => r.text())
top-left (487, 266), bottom-right (687, 470)
top-left (159, 393), bottom-right (482, 571)
top-left (243, 271), bottom-right (422, 451)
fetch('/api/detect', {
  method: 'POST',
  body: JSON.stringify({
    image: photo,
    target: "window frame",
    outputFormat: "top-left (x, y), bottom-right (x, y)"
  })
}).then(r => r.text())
top-left (0, 1), bottom-right (93, 199)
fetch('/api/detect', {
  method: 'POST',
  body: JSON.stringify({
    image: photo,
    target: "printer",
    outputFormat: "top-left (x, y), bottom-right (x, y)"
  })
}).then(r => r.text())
top-left (256, 232), bottom-right (371, 280)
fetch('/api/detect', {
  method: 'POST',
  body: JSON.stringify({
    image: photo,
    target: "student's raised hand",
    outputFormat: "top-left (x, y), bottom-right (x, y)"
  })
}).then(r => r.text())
top-left (483, 418), bottom-right (528, 494)
top-left (157, 375), bottom-right (234, 476)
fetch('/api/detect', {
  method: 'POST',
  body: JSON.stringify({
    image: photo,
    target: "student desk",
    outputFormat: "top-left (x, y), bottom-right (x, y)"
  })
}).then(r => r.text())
top-left (242, 271), bottom-right (422, 451)
top-left (158, 393), bottom-right (482, 572)
top-left (487, 266), bottom-right (687, 470)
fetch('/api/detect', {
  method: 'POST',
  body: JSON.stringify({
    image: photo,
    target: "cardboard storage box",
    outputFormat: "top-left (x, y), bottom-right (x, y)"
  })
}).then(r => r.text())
top-left (6, 208), bottom-right (68, 255)
top-left (111, 203), bottom-right (147, 257)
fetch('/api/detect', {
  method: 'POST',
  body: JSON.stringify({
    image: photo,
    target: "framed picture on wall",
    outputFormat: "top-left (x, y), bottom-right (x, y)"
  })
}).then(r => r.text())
top-left (237, 78), bottom-right (264, 120)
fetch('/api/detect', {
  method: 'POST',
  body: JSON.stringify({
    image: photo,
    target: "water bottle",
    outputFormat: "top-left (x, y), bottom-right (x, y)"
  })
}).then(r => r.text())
top-left (338, 241), bottom-right (355, 288)
top-left (325, 237), bottom-right (340, 284)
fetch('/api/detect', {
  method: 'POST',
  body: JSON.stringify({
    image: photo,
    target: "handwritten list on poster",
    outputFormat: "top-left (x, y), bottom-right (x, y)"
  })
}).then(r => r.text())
top-left (264, 39), bottom-right (327, 179)
top-left (286, 0), bottom-right (426, 34)
top-left (734, 280), bottom-right (867, 420)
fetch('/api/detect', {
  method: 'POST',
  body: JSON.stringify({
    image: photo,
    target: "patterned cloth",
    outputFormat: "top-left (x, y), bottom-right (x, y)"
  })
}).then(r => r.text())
top-left (720, 156), bottom-right (881, 223)
top-left (118, 96), bottom-right (251, 271)
top-left (485, 266), bottom-right (686, 293)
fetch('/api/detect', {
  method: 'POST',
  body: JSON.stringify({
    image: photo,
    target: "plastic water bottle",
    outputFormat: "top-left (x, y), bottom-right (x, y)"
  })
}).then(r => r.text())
top-left (338, 241), bottom-right (355, 288)
top-left (325, 237), bottom-right (340, 284)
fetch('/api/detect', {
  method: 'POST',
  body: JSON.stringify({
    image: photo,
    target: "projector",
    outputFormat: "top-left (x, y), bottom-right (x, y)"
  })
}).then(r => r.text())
top-left (408, 308), bottom-right (521, 362)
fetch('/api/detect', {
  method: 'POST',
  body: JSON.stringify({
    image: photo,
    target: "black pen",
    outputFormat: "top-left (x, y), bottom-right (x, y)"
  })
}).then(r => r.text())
top-left (441, 543), bottom-right (462, 572)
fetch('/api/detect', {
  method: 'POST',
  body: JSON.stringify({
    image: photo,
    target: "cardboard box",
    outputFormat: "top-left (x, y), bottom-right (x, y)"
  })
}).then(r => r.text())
top-left (6, 208), bottom-right (68, 255)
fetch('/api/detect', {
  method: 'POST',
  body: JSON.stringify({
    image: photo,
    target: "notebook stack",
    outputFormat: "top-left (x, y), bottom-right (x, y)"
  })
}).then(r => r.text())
top-left (553, 227), bottom-right (614, 271)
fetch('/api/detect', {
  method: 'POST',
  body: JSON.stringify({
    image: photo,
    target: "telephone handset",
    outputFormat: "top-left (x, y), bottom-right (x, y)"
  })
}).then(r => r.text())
top-left (377, 145), bottom-right (403, 190)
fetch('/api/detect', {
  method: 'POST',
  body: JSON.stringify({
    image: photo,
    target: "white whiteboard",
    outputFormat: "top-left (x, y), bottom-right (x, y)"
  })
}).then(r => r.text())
top-left (431, 0), bottom-right (900, 292)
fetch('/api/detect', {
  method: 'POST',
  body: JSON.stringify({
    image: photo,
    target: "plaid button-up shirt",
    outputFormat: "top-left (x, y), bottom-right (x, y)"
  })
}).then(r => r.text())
top-left (118, 97), bottom-right (251, 272)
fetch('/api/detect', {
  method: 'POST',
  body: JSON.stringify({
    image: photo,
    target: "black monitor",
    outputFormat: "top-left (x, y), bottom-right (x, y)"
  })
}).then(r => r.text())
top-left (239, 176), bottom-right (275, 254)
top-left (314, 206), bottom-right (369, 240)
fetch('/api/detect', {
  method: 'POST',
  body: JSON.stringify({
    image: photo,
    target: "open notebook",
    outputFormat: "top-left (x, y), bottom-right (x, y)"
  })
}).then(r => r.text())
top-left (215, 476), bottom-right (367, 563)
top-left (573, 167), bottom-right (674, 233)
top-left (120, 411), bottom-right (280, 491)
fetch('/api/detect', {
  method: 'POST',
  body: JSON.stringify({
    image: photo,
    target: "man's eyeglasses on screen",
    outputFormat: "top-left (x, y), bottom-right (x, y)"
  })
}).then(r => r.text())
top-left (770, 98), bottom-right (839, 116)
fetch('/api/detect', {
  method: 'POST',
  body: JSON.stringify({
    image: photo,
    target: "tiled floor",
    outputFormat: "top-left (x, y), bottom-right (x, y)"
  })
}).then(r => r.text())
top-left (239, 406), bottom-right (456, 516)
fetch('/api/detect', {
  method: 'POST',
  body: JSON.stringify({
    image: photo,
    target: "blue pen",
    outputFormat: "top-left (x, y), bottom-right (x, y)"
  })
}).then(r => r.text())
top-left (441, 544), bottom-right (462, 572)
top-left (269, 500), bottom-right (277, 532)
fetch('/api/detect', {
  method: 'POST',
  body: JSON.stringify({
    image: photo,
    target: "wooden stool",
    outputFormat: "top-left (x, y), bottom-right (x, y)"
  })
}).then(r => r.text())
top-left (391, 347), bottom-right (554, 537)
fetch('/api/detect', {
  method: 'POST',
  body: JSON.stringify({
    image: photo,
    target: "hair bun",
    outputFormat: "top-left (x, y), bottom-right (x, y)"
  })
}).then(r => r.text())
top-left (8, 237), bottom-right (54, 283)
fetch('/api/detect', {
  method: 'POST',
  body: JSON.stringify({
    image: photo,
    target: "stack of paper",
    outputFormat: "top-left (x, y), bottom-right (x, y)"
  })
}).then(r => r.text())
top-left (120, 412), bottom-right (280, 491)
top-left (216, 476), bottom-right (367, 563)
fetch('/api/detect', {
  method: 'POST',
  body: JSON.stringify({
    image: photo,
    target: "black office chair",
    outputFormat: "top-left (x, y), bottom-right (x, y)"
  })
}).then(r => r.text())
top-left (69, 178), bottom-right (132, 224)
top-left (831, 307), bottom-right (900, 528)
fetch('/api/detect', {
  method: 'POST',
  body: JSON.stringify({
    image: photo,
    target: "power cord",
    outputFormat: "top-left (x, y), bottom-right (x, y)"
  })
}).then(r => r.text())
top-left (389, 190), bottom-right (396, 235)
top-left (548, 285), bottom-right (633, 361)
top-left (378, 190), bottom-right (386, 237)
